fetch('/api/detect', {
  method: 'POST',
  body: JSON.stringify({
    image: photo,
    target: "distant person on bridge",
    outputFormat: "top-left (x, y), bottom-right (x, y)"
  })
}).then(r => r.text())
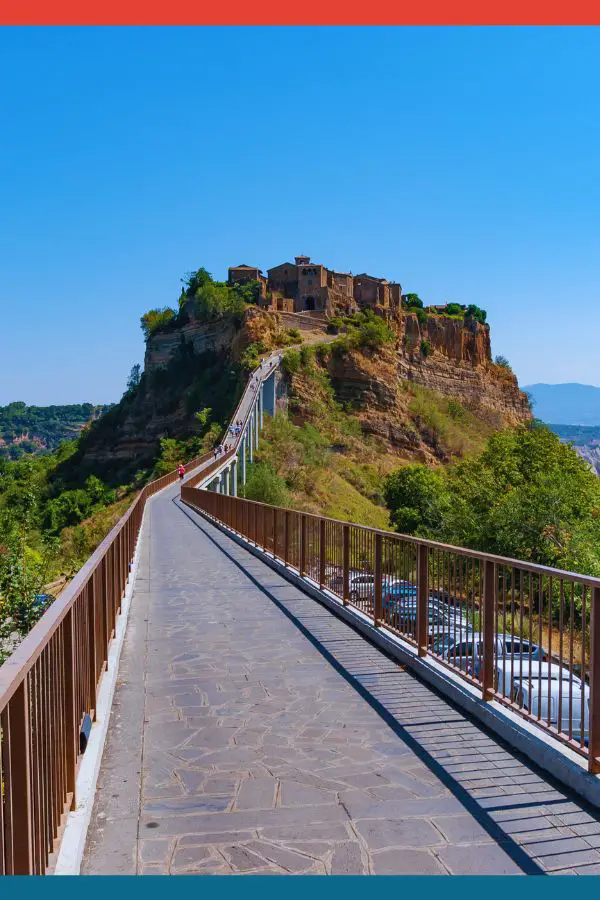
top-left (177, 464), bottom-right (185, 481)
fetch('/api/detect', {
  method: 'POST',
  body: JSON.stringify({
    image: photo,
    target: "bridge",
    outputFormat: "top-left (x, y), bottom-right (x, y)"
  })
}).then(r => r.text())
top-left (2, 353), bottom-right (600, 876)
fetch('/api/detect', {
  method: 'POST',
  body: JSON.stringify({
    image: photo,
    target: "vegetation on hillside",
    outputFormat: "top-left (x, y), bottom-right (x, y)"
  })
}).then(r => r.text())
top-left (384, 424), bottom-right (600, 581)
top-left (0, 401), bottom-right (110, 459)
top-left (241, 325), bottom-right (493, 529)
top-left (0, 437), bottom-right (130, 661)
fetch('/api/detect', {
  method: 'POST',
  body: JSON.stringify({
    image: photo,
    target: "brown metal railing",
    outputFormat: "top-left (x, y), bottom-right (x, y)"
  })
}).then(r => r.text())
top-left (0, 348), bottom-right (283, 875)
top-left (0, 455), bottom-right (208, 875)
top-left (181, 488), bottom-right (600, 774)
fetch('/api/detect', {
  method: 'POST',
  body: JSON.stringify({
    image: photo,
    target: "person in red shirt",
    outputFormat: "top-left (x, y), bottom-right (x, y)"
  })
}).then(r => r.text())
top-left (177, 464), bottom-right (185, 481)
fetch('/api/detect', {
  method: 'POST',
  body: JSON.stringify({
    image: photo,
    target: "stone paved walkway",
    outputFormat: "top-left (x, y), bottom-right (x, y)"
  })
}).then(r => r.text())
top-left (82, 483), bottom-right (600, 875)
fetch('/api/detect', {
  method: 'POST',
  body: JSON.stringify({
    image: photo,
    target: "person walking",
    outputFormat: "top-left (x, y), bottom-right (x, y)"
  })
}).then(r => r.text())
top-left (177, 464), bottom-right (185, 481)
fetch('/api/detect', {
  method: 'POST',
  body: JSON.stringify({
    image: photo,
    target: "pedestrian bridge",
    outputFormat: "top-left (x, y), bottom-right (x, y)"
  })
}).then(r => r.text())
top-left (2, 353), bottom-right (600, 876)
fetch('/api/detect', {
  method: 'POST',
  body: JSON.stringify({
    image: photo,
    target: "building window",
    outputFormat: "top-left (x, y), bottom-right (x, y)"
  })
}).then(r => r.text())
top-left (307, 279), bottom-right (312, 285)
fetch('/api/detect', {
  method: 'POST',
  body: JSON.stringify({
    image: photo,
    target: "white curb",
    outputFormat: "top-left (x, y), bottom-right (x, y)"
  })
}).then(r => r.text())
top-left (53, 510), bottom-right (146, 875)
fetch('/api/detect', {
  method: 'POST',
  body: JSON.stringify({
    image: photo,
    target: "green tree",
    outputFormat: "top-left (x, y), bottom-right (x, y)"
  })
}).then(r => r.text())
top-left (403, 293), bottom-right (423, 308)
top-left (383, 465), bottom-right (449, 536)
top-left (126, 363), bottom-right (141, 394)
top-left (465, 304), bottom-right (487, 325)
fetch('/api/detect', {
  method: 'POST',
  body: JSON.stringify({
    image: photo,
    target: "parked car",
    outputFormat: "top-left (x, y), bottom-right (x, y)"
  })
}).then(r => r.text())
top-left (350, 575), bottom-right (376, 601)
top-left (438, 633), bottom-right (545, 676)
top-left (385, 595), bottom-right (469, 630)
top-left (502, 659), bottom-right (590, 742)
top-left (382, 580), bottom-right (418, 607)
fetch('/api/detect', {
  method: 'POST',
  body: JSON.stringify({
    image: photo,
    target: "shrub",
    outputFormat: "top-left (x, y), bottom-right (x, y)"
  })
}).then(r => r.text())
top-left (447, 399), bottom-right (466, 421)
top-left (356, 318), bottom-right (395, 351)
top-left (420, 339), bottom-right (432, 358)
top-left (445, 303), bottom-right (464, 317)
top-left (288, 327), bottom-right (301, 341)
top-left (240, 343), bottom-right (264, 372)
top-left (299, 345), bottom-right (315, 369)
top-left (282, 349), bottom-right (301, 377)
top-left (415, 307), bottom-right (428, 325)
top-left (241, 462), bottom-right (290, 507)
top-left (315, 343), bottom-right (331, 366)
top-left (494, 355), bottom-right (512, 370)
top-left (140, 307), bottom-right (176, 340)
top-left (326, 317), bottom-right (344, 334)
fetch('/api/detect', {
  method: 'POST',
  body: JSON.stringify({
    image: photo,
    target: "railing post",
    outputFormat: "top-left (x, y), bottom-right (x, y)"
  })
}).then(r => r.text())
top-left (319, 519), bottom-right (326, 589)
top-left (589, 587), bottom-right (600, 772)
top-left (300, 515), bottom-right (307, 577)
top-left (417, 543), bottom-right (428, 657)
top-left (284, 510), bottom-right (289, 566)
top-left (343, 525), bottom-right (350, 605)
top-left (482, 559), bottom-right (496, 701)
top-left (62, 608), bottom-right (77, 811)
top-left (273, 508), bottom-right (278, 560)
top-left (7, 681), bottom-right (34, 874)
top-left (87, 578), bottom-right (97, 718)
top-left (374, 533), bottom-right (383, 627)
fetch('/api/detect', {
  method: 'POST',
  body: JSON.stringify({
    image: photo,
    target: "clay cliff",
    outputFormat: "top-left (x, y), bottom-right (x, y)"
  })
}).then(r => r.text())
top-left (70, 305), bottom-right (530, 483)
top-left (398, 312), bottom-right (530, 425)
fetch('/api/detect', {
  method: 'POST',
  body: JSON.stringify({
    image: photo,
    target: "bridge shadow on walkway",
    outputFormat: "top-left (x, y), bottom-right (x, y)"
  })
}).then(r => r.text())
top-left (82, 485), bottom-right (600, 876)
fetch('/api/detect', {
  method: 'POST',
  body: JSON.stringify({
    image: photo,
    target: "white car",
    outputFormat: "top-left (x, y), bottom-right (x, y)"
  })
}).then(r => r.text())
top-left (437, 633), bottom-right (544, 677)
top-left (503, 659), bottom-right (590, 742)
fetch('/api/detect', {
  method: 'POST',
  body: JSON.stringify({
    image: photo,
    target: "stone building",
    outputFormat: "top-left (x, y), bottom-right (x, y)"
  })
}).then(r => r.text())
top-left (229, 255), bottom-right (401, 318)
top-left (227, 264), bottom-right (268, 299)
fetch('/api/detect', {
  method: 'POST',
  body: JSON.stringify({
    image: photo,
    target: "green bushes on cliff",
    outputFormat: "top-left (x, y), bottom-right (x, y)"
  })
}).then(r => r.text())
top-left (328, 310), bottom-right (394, 355)
top-left (140, 307), bottom-right (177, 340)
top-left (140, 267), bottom-right (248, 342)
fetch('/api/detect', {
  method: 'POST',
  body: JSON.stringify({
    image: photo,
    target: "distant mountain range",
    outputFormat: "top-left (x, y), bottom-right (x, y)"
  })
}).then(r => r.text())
top-left (523, 383), bottom-right (600, 426)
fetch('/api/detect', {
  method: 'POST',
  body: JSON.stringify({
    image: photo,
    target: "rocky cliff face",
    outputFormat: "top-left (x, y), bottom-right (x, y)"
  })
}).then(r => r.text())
top-left (72, 305), bottom-right (530, 483)
top-left (144, 319), bottom-right (236, 371)
top-left (399, 312), bottom-right (530, 425)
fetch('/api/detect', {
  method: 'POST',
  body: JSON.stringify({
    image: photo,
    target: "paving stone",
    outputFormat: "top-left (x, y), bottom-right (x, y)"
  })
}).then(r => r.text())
top-left (138, 839), bottom-right (173, 864)
top-left (355, 818), bottom-right (445, 851)
top-left (234, 777), bottom-right (277, 810)
top-left (432, 816), bottom-right (496, 845)
top-left (279, 780), bottom-right (336, 807)
top-left (436, 844), bottom-right (524, 875)
top-left (372, 849), bottom-right (447, 874)
top-left (330, 841), bottom-right (365, 874)
top-left (171, 845), bottom-right (214, 871)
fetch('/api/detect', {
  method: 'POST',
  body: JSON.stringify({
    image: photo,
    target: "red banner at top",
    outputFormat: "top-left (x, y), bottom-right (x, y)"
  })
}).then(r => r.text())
top-left (1, 0), bottom-right (598, 24)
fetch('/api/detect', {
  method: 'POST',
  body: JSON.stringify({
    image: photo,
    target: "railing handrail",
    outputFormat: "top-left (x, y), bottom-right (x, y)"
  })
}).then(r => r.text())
top-left (0, 452), bottom-right (210, 714)
top-left (187, 490), bottom-right (600, 590)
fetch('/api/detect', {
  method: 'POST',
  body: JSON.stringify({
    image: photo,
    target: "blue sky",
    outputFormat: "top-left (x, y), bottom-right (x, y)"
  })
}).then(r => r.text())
top-left (1, 27), bottom-right (599, 405)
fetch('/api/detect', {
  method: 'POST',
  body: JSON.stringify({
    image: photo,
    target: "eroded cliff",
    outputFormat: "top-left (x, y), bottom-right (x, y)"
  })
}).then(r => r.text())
top-left (71, 304), bottom-right (530, 484)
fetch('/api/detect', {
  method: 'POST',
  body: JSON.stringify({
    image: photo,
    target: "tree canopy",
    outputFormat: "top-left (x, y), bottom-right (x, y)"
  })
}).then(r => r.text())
top-left (384, 423), bottom-right (600, 577)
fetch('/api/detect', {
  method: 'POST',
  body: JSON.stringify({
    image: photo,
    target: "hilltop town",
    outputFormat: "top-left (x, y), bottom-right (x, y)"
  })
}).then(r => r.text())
top-left (227, 255), bottom-right (405, 318)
